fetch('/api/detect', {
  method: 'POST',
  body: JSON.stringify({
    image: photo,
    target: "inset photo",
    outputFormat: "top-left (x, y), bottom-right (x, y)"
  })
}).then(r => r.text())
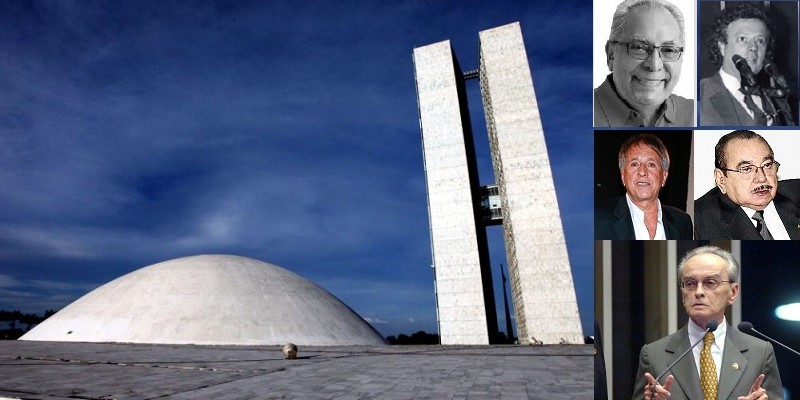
top-left (698, 1), bottom-right (798, 126)
top-left (595, 130), bottom-right (693, 240)
top-left (593, 0), bottom-right (696, 127)
top-left (694, 129), bottom-right (800, 239)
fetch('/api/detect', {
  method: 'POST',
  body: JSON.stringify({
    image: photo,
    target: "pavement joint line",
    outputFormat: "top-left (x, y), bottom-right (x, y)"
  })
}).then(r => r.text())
top-left (11, 355), bottom-right (292, 374)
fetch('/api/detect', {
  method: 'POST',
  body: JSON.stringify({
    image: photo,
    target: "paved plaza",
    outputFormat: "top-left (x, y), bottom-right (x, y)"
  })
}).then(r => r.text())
top-left (0, 341), bottom-right (591, 399)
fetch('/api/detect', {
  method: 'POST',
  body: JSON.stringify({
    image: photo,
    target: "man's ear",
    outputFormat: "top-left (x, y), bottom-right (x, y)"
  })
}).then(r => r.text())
top-left (714, 168), bottom-right (727, 194)
top-left (728, 282), bottom-right (740, 305)
top-left (717, 40), bottom-right (726, 59)
top-left (606, 41), bottom-right (615, 71)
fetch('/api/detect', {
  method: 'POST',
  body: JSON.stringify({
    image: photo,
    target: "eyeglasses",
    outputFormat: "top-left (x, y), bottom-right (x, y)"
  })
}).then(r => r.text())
top-left (680, 278), bottom-right (732, 291)
top-left (718, 161), bottom-right (780, 179)
top-left (609, 40), bottom-right (684, 62)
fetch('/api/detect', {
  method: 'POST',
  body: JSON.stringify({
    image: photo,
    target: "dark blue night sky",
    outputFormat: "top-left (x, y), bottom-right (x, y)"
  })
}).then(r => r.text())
top-left (0, 0), bottom-right (593, 337)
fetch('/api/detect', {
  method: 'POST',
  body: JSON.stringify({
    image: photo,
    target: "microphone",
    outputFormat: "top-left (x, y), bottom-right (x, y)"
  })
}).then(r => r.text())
top-left (733, 55), bottom-right (758, 87)
top-left (654, 320), bottom-right (719, 383)
top-left (738, 321), bottom-right (800, 357)
top-left (764, 62), bottom-right (790, 92)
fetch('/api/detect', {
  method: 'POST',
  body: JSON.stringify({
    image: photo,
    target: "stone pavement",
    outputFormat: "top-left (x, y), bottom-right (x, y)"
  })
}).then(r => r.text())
top-left (0, 341), bottom-right (592, 399)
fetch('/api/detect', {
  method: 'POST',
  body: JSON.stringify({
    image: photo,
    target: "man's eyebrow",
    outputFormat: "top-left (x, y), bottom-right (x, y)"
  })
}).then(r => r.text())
top-left (627, 36), bottom-right (655, 44)
top-left (733, 31), bottom-right (768, 37)
top-left (734, 155), bottom-right (775, 167)
top-left (682, 274), bottom-right (722, 280)
top-left (628, 36), bottom-right (682, 46)
top-left (629, 155), bottom-right (659, 163)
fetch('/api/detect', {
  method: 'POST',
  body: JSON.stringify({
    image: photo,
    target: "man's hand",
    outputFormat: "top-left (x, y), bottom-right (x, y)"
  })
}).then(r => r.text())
top-left (738, 374), bottom-right (768, 400)
top-left (644, 372), bottom-right (673, 400)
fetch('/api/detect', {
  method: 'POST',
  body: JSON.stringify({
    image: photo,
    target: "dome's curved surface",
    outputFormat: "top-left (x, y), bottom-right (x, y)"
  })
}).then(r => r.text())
top-left (20, 255), bottom-right (386, 345)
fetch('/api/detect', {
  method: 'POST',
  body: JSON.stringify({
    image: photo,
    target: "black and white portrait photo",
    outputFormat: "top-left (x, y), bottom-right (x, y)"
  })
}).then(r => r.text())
top-left (699, 1), bottom-right (798, 126)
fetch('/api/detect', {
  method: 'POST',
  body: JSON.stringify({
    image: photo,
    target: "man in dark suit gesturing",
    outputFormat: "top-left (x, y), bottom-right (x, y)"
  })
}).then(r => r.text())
top-left (695, 130), bottom-right (800, 239)
top-left (633, 246), bottom-right (783, 399)
top-left (595, 134), bottom-right (693, 239)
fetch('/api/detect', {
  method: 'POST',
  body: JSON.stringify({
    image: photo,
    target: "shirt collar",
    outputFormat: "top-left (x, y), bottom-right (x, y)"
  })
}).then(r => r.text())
top-left (688, 317), bottom-right (727, 350)
top-left (663, 98), bottom-right (677, 123)
top-left (625, 194), bottom-right (666, 239)
top-left (719, 69), bottom-right (746, 103)
top-left (740, 201), bottom-right (776, 222)
top-left (625, 193), bottom-right (663, 221)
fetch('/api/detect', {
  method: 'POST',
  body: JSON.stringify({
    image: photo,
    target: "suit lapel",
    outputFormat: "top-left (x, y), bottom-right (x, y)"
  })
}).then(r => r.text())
top-left (663, 327), bottom-right (704, 399)
top-left (663, 208), bottom-right (679, 239)
top-left (707, 74), bottom-right (754, 125)
top-left (718, 329), bottom-right (749, 400)
top-left (775, 194), bottom-right (800, 239)
top-left (716, 192), bottom-right (762, 239)
top-left (612, 196), bottom-right (635, 239)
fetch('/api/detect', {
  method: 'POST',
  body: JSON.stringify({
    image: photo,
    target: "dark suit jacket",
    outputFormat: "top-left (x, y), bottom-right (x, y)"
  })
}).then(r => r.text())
top-left (700, 73), bottom-right (758, 126)
top-left (694, 185), bottom-right (800, 240)
top-left (778, 178), bottom-right (800, 203)
top-left (632, 325), bottom-right (783, 400)
top-left (595, 196), bottom-right (693, 240)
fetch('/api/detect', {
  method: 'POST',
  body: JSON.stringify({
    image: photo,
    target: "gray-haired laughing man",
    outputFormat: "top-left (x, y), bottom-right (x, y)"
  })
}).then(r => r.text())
top-left (594, 0), bottom-right (694, 127)
top-left (694, 130), bottom-right (800, 239)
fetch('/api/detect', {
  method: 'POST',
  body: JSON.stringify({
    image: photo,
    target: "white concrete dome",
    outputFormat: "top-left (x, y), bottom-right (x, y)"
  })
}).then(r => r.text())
top-left (20, 255), bottom-right (386, 345)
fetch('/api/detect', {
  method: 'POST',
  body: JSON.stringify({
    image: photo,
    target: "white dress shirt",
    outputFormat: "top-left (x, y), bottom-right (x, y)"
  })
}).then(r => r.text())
top-left (626, 194), bottom-right (666, 240)
top-left (741, 201), bottom-right (790, 240)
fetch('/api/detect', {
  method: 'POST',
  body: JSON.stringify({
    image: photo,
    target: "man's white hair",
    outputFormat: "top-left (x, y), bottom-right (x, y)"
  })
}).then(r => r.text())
top-left (608, 0), bottom-right (686, 44)
top-left (677, 245), bottom-right (740, 283)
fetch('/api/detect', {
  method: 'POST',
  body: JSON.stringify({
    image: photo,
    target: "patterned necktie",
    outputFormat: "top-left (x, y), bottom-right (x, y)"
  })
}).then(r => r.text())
top-left (752, 210), bottom-right (774, 240)
top-left (743, 94), bottom-right (767, 125)
top-left (700, 331), bottom-right (718, 400)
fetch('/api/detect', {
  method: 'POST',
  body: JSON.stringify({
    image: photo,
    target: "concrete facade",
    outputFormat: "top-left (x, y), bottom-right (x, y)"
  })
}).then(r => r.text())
top-left (413, 41), bottom-right (496, 345)
top-left (478, 24), bottom-right (583, 344)
top-left (413, 23), bottom-right (582, 345)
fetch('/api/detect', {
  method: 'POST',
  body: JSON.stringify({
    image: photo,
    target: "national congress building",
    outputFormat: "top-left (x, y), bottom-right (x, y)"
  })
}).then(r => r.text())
top-left (413, 22), bottom-right (583, 345)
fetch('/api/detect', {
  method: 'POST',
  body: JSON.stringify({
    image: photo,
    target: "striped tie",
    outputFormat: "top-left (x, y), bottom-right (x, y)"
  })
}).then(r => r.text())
top-left (700, 331), bottom-right (718, 400)
top-left (752, 210), bottom-right (774, 240)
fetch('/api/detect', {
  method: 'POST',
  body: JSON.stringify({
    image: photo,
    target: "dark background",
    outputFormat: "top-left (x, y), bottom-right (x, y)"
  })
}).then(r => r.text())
top-left (594, 130), bottom-right (693, 210)
top-left (740, 241), bottom-right (800, 397)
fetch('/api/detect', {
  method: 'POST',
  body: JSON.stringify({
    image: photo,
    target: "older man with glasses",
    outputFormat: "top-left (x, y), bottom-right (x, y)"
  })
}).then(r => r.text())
top-left (594, 0), bottom-right (694, 127)
top-left (695, 130), bottom-right (800, 239)
top-left (632, 246), bottom-right (783, 400)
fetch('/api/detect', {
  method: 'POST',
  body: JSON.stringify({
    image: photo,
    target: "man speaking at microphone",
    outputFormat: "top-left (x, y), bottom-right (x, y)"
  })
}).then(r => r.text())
top-left (632, 246), bottom-right (783, 399)
top-left (699, 2), bottom-right (792, 126)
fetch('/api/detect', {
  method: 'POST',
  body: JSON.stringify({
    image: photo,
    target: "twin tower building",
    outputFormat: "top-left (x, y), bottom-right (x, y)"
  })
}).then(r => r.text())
top-left (413, 23), bottom-right (583, 345)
